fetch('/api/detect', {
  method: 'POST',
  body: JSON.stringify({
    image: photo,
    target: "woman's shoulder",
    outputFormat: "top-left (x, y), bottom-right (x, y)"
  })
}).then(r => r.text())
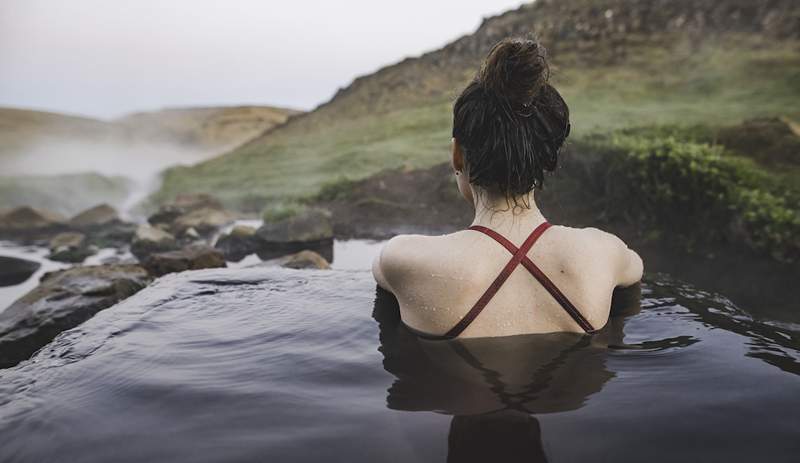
top-left (372, 232), bottom-right (467, 292)
top-left (550, 225), bottom-right (643, 287)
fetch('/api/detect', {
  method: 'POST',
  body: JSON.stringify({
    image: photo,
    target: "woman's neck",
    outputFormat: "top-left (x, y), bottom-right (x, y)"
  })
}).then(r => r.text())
top-left (470, 189), bottom-right (547, 235)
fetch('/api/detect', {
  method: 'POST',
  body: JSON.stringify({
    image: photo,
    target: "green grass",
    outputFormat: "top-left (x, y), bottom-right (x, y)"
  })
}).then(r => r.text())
top-left (572, 131), bottom-right (800, 261)
top-left (154, 40), bottom-right (800, 212)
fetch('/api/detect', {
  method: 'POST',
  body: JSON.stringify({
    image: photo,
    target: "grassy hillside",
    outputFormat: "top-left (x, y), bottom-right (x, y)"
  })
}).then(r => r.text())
top-left (154, 0), bottom-right (800, 210)
top-left (115, 105), bottom-right (302, 151)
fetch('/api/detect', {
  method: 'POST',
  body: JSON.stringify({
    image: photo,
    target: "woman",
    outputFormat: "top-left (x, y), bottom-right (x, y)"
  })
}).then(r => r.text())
top-left (372, 37), bottom-right (643, 338)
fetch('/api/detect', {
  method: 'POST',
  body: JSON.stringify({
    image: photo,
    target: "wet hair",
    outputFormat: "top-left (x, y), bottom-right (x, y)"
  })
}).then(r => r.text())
top-left (452, 37), bottom-right (570, 204)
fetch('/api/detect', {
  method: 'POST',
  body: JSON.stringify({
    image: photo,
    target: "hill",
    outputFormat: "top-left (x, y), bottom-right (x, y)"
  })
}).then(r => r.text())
top-left (0, 105), bottom-right (299, 215)
top-left (115, 105), bottom-right (303, 152)
top-left (154, 0), bottom-right (800, 208)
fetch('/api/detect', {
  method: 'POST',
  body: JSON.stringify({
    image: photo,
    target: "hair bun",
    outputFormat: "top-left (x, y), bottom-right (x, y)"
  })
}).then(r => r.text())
top-left (478, 38), bottom-right (549, 108)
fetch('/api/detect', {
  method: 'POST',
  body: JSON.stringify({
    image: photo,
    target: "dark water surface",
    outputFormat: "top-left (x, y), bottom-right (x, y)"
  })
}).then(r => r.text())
top-left (1, 267), bottom-right (798, 462)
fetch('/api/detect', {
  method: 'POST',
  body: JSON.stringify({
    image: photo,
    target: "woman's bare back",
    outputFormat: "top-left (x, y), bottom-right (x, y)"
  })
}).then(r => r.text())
top-left (374, 220), bottom-right (643, 338)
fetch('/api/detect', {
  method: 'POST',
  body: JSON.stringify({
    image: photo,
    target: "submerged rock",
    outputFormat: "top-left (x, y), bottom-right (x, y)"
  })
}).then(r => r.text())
top-left (143, 245), bottom-right (226, 277)
top-left (0, 256), bottom-right (41, 286)
top-left (280, 250), bottom-right (331, 270)
top-left (215, 225), bottom-right (259, 261)
top-left (256, 209), bottom-right (334, 261)
top-left (0, 264), bottom-right (150, 369)
top-left (130, 225), bottom-right (178, 261)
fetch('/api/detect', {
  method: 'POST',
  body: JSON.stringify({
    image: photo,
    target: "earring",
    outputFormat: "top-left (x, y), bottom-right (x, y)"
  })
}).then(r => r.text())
top-left (455, 171), bottom-right (461, 176)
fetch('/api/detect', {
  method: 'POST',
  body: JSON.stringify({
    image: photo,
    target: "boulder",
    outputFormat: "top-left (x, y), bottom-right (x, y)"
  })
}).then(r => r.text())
top-left (0, 256), bottom-right (41, 286)
top-left (215, 225), bottom-right (259, 262)
top-left (172, 207), bottom-right (234, 236)
top-left (280, 250), bottom-right (331, 270)
top-left (130, 224), bottom-right (178, 261)
top-left (256, 209), bottom-right (334, 261)
top-left (49, 232), bottom-right (86, 250)
top-left (88, 220), bottom-right (137, 249)
top-left (148, 193), bottom-right (233, 238)
top-left (172, 193), bottom-right (224, 212)
top-left (0, 206), bottom-right (66, 241)
top-left (68, 204), bottom-right (119, 227)
top-left (148, 205), bottom-right (184, 227)
top-left (142, 245), bottom-right (226, 277)
top-left (0, 264), bottom-right (150, 368)
top-left (47, 232), bottom-right (92, 263)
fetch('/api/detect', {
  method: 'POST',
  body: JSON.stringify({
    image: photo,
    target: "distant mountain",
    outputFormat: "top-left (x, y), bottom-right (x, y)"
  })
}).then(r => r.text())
top-left (154, 0), bottom-right (800, 209)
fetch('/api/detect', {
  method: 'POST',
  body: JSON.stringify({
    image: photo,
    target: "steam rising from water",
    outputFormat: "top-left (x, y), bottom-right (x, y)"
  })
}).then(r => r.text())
top-left (2, 138), bottom-right (219, 217)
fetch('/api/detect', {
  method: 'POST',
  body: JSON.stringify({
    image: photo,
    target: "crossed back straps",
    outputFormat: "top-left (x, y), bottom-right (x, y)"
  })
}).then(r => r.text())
top-left (427, 222), bottom-right (595, 340)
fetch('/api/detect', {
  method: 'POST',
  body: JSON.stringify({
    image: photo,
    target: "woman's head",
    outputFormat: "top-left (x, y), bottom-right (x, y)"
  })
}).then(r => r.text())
top-left (451, 37), bottom-right (570, 206)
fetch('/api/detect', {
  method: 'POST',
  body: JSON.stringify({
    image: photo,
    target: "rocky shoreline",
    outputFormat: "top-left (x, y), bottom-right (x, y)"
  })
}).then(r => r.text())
top-left (0, 194), bottom-right (335, 369)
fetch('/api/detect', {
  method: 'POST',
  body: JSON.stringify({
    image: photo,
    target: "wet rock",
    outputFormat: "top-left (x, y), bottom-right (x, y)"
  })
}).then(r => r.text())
top-left (49, 232), bottom-right (86, 250)
top-left (0, 206), bottom-right (66, 241)
top-left (148, 205), bottom-right (184, 227)
top-left (68, 204), bottom-right (119, 227)
top-left (142, 245), bottom-right (226, 277)
top-left (172, 193), bottom-right (224, 212)
top-left (47, 232), bottom-right (92, 263)
top-left (280, 250), bottom-right (331, 270)
top-left (215, 225), bottom-right (259, 262)
top-left (88, 221), bottom-right (137, 249)
top-left (172, 207), bottom-right (234, 237)
top-left (183, 227), bottom-right (201, 240)
top-left (130, 224), bottom-right (178, 261)
top-left (148, 194), bottom-right (233, 238)
top-left (0, 256), bottom-right (41, 286)
top-left (0, 264), bottom-right (150, 369)
top-left (256, 209), bottom-right (334, 261)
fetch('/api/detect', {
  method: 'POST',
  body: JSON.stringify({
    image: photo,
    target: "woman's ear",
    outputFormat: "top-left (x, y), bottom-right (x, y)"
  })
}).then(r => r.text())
top-left (451, 138), bottom-right (465, 173)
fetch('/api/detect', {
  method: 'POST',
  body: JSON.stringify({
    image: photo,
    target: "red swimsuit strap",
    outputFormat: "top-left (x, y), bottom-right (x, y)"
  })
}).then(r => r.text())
top-left (442, 221), bottom-right (553, 339)
top-left (468, 224), bottom-right (596, 333)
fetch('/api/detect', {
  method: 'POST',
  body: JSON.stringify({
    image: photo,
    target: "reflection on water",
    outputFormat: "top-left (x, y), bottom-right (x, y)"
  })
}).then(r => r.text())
top-left (373, 284), bottom-right (699, 462)
top-left (0, 268), bottom-right (798, 462)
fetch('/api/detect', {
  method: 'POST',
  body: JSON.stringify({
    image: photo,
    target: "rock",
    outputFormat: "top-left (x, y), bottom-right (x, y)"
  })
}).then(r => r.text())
top-left (172, 193), bottom-right (224, 212)
top-left (172, 207), bottom-right (234, 236)
top-left (130, 224), bottom-right (178, 261)
top-left (88, 221), bottom-right (137, 249)
top-left (215, 225), bottom-right (259, 262)
top-left (183, 227), bottom-right (201, 240)
top-left (0, 256), bottom-right (41, 286)
top-left (147, 194), bottom-right (232, 238)
top-left (0, 264), bottom-right (150, 368)
top-left (68, 204), bottom-right (119, 227)
top-left (49, 232), bottom-right (86, 250)
top-left (0, 206), bottom-right (66, 241)
top-left (47, 232), bottom-right (92, 263)
top-left (142, 245), bottom-right (226, 277)
top-left (255, 209), bottom-right (334, 261)
top-left (280, 250), bottom-right (331, 270)
top-left (148, 205), bottom-right (184, 227)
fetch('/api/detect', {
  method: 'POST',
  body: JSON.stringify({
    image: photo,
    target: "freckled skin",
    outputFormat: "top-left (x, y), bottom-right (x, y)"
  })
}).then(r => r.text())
top-left (372, 140), bottom-right (644, 338)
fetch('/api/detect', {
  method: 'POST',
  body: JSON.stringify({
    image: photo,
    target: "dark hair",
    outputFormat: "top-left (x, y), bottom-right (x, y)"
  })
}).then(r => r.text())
top-left (452, 37), bottom-right (570, 203)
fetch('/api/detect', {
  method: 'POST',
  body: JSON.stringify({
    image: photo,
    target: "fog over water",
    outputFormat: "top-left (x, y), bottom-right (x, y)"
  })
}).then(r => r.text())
top-left (0, 0), bottom-right (526, 119)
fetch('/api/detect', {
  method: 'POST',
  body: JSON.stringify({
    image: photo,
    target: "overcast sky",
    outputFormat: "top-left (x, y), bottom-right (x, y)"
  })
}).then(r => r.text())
top-left (0, 0), bottom-right (526, 120)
